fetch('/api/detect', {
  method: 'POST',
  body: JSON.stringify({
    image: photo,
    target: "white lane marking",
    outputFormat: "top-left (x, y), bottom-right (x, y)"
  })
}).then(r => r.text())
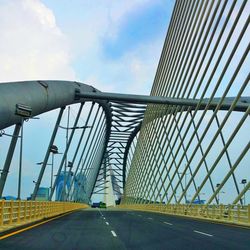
top-left (138, 215), bottom-right (142, 217)
top-left (164, 222), bottom-right (173, 226)
top-left (111, 230), bottom-right (117, 237)
top-left (103, 217), bottom-right (106, 220)
top-left (194, 230), bottom-right (213, 237)
top-left (106, 222), bottom-right (109, 225)
top-left (148, 217), bottom-right (153, 220)
top-left (98, 208), bottom-right (104, 217)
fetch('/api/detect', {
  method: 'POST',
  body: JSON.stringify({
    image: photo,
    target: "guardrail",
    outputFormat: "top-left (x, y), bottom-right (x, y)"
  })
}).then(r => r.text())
top-left (119, 204), bottom-right (250, 226)
top-left (0, 200), bottom-right (88, 231)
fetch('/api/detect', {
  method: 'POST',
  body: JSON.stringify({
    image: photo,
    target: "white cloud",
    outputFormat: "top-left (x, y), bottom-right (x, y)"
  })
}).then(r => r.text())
top-left (61, 0), bottom-right (166, 94)
top-left (0, 0), bottom-right (75, 82)
top-left (83, 37), bottom-right (163, 95)
top-left (0, 0), bottom-right (170, 199)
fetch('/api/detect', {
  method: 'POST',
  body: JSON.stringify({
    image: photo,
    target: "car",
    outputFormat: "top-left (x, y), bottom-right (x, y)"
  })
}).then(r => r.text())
top-left (91, 202), bottom-right (100, 208)
top-left (99, 202), bottom-right (106, 209)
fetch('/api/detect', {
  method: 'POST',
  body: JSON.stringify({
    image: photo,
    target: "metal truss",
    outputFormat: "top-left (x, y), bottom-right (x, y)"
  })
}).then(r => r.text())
top-left (92, 102), bottom-right (146, 198)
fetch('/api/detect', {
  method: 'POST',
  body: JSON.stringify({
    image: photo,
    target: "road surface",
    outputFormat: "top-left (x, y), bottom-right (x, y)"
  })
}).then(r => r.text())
top-left (0, 209), bottom-right (249, 249)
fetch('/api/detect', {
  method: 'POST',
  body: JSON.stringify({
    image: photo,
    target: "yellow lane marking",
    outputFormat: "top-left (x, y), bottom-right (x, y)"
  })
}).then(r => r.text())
top-left (0, 211), bottom-right (75, 240)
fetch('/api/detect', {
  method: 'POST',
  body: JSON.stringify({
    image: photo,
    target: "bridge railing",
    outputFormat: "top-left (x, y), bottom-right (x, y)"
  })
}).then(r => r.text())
top-left (0, 200), bottom-right (88, 231)
top-left (119, 204), bottom-right (250, 226)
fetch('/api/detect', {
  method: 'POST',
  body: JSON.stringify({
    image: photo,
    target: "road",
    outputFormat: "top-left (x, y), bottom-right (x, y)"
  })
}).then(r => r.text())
top-left (0, 209), bottom-right (249, 249)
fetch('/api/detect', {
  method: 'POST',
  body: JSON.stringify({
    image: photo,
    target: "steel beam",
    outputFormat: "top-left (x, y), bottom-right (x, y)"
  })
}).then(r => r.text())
top-left (0, 124), bottom-right (21, 197)
top-left (32, 107), bottom-right (65, 200)
top-left (76, 92), bottom-right (249, 112)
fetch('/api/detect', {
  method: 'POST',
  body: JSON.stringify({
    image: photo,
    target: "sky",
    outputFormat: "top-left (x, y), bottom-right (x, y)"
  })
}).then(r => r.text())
top-left (0, 0), bottom-right (174, 94)
top-left (0, 0), bottom-right (174, 200)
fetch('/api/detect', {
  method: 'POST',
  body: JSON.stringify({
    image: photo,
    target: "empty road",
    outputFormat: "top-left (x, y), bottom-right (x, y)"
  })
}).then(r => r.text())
top-left (0, 209), bottom-right (249, 249)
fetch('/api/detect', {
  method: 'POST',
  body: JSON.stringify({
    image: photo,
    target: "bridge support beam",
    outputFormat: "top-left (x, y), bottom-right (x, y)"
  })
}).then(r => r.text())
top-left (0, 124), bottom-right (21, 197)
top-left (49, 103), bottom-right (84, 201)
top-left (32, 107), bottom-right (65, 200)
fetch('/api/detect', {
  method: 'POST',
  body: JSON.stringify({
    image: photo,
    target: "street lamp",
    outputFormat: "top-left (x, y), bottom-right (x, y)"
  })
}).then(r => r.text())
top-left (15, 104), bottom-right (32, 200)
top-left (240, 179), bottom-right (247, 206)
top-left (216, 183), bottom-right (225, 204)
top-left (37, 145), bottom-right (61, 199)
top-left (49, 145), bottom-right (61, 199)
top-left (178, 170), bottom-right (191, 203)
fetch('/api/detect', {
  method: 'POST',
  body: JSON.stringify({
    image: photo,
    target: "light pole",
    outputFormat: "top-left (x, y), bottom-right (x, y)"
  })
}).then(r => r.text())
top-left (240, 179), bottom-right (247, 206)
top-left (17, 118), bottom-right (24, 200)
top-left (216, 183), bottom-right (225, 204)
top-left (216, 184), bottom-right (220, 204)
top-left (15, 104), bottom-right (32, 200)
top-left (50, 145), bottom-right (60, 199)
top-left (197, 186), bottom-right (206, 204)
top-left (64, 106), bottom-right (70, 202)
top-left (178, 170), bottom-right (191, 203)
top-left (37, 145), bottom-right (61, 200)
top-left (15, 104), bottom-right (37, 200)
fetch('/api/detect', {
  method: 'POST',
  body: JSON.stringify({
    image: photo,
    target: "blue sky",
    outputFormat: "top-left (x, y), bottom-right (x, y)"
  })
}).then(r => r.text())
top-left (102, 3), bottom-right (170, 59)
top-left (0, 0), bottom-right (174, 199)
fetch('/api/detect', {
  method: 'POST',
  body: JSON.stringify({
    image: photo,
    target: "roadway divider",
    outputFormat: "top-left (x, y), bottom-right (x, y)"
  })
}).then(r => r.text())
top-left (0, 200), bottom-right (88, 232)
top-left (119, 203), bottom-right (250, 227)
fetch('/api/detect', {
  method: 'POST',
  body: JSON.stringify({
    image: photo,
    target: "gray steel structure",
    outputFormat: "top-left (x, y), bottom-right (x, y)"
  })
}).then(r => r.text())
top-left (0, 0), bottom-right (249, 205)
top-left (0, 79), bottom-right (248, 203)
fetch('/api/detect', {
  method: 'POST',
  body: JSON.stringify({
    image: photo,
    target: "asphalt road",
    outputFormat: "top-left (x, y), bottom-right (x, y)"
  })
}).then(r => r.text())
top-left (0, 209), bottom-right (249, 250)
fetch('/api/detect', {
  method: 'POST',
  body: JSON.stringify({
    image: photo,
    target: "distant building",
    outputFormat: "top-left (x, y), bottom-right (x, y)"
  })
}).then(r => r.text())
top-left (2, 195), bottom-right (17, 200)
top-left (55, 171), bottom-right (73, 201)
top-left (36, 187), bottom-right (49, 201)
top-left (186, 199), bottom-right (206, 205)
top-left (73, 173), bottom-right (87, 202)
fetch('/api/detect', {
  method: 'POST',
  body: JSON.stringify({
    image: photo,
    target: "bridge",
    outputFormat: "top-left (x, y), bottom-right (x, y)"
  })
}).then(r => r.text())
top-left (0, 0), bottom-right (250, 249)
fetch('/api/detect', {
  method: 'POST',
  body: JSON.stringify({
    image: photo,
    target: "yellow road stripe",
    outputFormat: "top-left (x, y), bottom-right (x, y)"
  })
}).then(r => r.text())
top-left (0, 211), bottom-right (75, 240)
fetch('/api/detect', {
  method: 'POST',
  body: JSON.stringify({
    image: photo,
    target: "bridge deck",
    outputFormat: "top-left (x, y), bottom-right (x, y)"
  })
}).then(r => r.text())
top-left (0, 209), bottom-right (249, 249)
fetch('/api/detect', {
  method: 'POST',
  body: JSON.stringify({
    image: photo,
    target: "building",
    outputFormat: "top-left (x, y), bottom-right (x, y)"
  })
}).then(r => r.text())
top-left (36, 187), bottom-right (49, 201)
top-left (73, 173), bottom-right (87, 202)
top-left (55, 171), bottom-right (73, 201)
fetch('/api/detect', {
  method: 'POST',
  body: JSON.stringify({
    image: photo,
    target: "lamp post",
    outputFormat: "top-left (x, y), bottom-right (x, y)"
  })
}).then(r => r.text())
top-left (50, 145), bottom-right (60, 199)
top-left (240, 179), bottom-right (247, 206)
top-left (197, 186), bottom-right (206, 204)
top-left (216, 183), bottom-right (225, 204)
top-left (17, 118), bottom-right (24, 200)
top-left (37, 145), bottom-right (61, 199)
top-left (178, 170), bottom-right (191, 203)
top-left (15, 104), bottom-right (33, 200)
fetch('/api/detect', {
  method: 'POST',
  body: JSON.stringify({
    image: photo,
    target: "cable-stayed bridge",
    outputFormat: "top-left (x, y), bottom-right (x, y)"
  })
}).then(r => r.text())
top-left (0, 0), bottom-right (249, 249)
